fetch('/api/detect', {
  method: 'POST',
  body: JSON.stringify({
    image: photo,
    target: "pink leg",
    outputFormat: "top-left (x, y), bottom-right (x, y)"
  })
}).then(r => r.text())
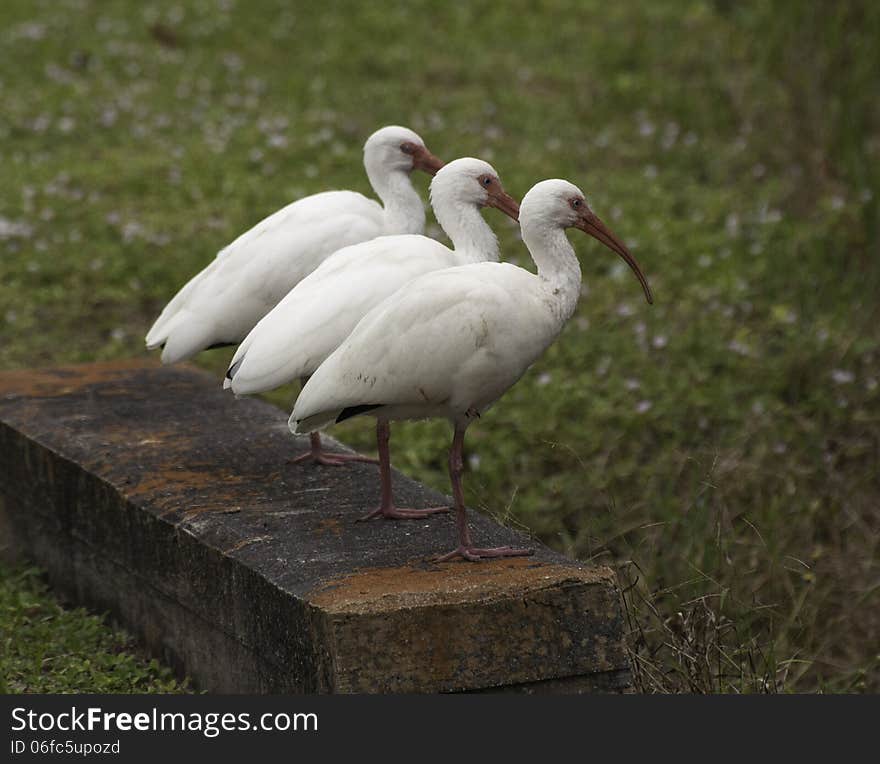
top-left (358, 421), bottom-right (449, 521)
top-left (434, 424), bottom-right (533, 562)
top-left (288, 431), bottom-right (379, 467)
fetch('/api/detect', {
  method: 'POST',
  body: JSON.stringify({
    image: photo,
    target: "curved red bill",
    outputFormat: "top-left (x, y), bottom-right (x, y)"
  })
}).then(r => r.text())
top-left (412, 146), bottom-right (444, 176)
top-left (487, 189), bottom-right (521, 221)
top-left (577, 212), bottom-right (653, 304)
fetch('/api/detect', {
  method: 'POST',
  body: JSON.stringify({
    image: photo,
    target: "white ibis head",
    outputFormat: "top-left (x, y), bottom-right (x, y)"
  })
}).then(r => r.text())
top-left (521, 179), bottom-right (653, 303)
top-left (363, 125), bottom-right (444, 177)
top-left (429, 157), bottom-right (520, 221)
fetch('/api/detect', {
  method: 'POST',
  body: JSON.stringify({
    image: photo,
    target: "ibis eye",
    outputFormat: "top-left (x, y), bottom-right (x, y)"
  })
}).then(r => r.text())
top-left (571, 198), bottom-right (582, 209)
top-left (482, 177), bottom-right (492, 186)
top-left (400, 142), bottom-right (416, 155)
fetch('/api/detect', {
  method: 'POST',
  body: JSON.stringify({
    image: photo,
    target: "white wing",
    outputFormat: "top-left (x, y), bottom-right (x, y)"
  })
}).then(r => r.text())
top-left (291, 262), bottom-right (558, 432)
top-left (145, 190), bottom-right (384, 364)
top-left (227, 234), bottom-right (458, 394)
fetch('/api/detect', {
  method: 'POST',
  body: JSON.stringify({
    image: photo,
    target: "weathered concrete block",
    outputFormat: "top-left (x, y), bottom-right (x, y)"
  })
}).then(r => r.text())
top-left (0, 361), bottom-right (631, 693)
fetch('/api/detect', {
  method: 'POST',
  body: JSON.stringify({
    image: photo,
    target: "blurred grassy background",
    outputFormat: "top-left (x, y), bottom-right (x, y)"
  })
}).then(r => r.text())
top-left (1, 0), bottom-right (877, 692)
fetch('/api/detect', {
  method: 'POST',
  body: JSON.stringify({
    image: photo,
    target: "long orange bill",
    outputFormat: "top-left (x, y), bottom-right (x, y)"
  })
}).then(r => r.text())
top-left (578, 212), bottom-right (653, 304)
top-left (413, 147), bottom-right (444, 175)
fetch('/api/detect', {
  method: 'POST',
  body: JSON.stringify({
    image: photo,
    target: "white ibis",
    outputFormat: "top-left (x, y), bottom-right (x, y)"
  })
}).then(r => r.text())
top-left (226, 158), bottom-right (520, 518)
top-left (144, 125), bottom-right (443, 364)
top-left (290, 179), bottom-right (653, 560)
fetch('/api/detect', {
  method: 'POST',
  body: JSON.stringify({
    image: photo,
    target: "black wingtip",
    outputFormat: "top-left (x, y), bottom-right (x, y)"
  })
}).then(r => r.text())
top-left (336, 404), bottom-right (382, 424)
top-left (226, 358), bottom-right (243, 381)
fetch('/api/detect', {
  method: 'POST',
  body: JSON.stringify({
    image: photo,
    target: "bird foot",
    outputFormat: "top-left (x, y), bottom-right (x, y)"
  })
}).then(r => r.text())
top-left (357, 505), bottom-right (450, 522)
top-left (434, 545), bottom-right (534, 562)
top-left (287, 451), bottom-right (378, 467)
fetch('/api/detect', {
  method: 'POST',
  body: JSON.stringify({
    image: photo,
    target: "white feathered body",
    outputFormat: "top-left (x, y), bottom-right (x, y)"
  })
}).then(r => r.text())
top-left (227, 234), bottom-right (469, 394)
top-left (145, 190), bottom-right (384, 364)
top-left (291, 262), bottom-right (566, 432)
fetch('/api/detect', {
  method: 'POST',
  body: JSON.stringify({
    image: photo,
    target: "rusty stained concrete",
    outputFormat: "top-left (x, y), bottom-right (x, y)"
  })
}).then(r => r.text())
top-left (0, 360), bottom-right (632, 693)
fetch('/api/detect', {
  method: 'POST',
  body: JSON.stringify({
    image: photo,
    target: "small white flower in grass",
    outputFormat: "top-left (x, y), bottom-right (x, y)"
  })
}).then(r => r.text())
top-left (616, 302), bottom-right (634, 317)
top-left (0, 218), bottom-right (33, 239)
top-left (652, 334), bottom-right (668, 349)
top-left (222, 53), bottom-right (243, 72)
top-left (661, 122), bottom-right (679, 150)
top-left (773, 442), bottom-right (787, 454)
top-left (698, 254), bottom-right (713, 268)
top-left (635, 400), bottom-right (652, 414)
top-left (13, 22), bottom-right (46, 40)
top-left (608, 261), bottom-right (627, 281)
top-left (643, 164), bottom-right (657, 179)
top-left (536, 372), bottom-right (552, 386)
top-left (122, 221), bottom-right (144, 243)
top-left (831, 369), bottom-right (854, 384)
top-left (596, 357), bottom-right (611, 377)
top-left (624, 378), bottom-right (641, 391)
top-left (728, 339), bottom-right (751, 357)
top-left (468, 454), bottom-right (481, 471)
top-left (725, 213), bottom-right (739, 237)
top-left (111, 328), bottom-right (126, 342)
top-left (830, 195), bottom-right (845, 210)
top-left (751, 400), bottom-right (765, 415)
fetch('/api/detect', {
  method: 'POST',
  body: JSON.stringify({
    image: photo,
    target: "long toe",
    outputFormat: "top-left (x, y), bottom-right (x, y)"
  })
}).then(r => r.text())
top-left (434, 545), bottom-right (534, 562)
top-left (358, 505), bottom-right (450, 522)
top-left (288, 451), bottom-right (378, 467)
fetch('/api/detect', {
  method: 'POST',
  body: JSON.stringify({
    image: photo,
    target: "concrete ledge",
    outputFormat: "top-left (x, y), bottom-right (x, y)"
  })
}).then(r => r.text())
top-left (0, 361), bottom-right (631, 693)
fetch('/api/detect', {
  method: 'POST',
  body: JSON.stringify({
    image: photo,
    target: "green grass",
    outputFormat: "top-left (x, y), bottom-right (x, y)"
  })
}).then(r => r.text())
top-left (1, 0), bottom-right (878, 692)
top-left (0, 564), bottom-right (188, 693)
